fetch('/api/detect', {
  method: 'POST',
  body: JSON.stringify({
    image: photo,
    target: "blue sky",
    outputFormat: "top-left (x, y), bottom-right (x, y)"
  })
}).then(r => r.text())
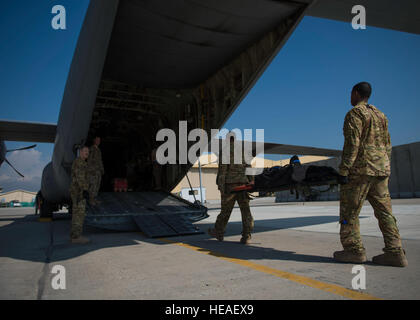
top-left (0, 1), bottom-right (419, 192)
top-left (0, 0), bottom-right (89, 191)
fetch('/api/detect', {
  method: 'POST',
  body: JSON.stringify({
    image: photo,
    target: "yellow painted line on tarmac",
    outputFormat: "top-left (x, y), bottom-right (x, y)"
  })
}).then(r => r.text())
top-left (159, 238), bottom-right (381, 300)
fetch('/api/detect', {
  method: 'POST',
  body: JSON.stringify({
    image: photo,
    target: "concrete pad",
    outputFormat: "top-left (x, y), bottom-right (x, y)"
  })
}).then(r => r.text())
top-left (0, 209), bottom-right (50, 299)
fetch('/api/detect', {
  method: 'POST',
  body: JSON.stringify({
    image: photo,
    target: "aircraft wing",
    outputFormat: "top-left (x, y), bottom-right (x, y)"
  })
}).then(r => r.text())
top-left (261, 141), bottom-right (341, 157)
top-left (305, 0), bottom-right (420, 35)
top-left (0, 120), bottom-right (57, 143)
top-left (213, 139), bottom-right (342, 157)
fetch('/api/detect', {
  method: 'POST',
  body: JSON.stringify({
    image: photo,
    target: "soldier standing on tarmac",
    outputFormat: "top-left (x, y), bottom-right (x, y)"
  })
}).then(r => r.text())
top-left (208, 134), bottom-right (254, 244)
top-left (70, 146), bottom-right (90, 244)
top-left (87, 136), bottom-right (104, 205)
top-left (334, 82), bottom-right (407, 267)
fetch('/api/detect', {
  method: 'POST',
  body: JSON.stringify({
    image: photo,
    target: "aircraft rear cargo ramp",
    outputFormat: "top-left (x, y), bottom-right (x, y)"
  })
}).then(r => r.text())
top-left (84, 191), bottom-right (208, 237)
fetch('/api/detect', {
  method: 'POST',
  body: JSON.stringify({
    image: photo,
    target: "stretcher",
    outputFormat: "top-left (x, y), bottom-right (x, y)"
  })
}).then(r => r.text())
top-left (232, 157), bottom-right (343, 195)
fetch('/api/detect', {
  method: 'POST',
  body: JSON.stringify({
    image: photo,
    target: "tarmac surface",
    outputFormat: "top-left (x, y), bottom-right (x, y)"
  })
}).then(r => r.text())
top-left (0, 198), bottom-right (419, 300)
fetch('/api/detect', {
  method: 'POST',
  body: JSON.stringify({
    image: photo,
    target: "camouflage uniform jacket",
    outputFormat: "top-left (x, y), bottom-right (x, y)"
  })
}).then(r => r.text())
top-left (339, 101), bottom-right (392, 177)
top-left (70, 157), bottom-right (89, 195)
top-left (217, 144), bottom-right (251, 185)
top-left (87, 145), bottom-right (104, 175)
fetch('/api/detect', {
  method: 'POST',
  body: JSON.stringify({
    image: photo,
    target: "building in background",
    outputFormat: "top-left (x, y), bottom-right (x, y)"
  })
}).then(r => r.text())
top-left (389, 142), bottom-right (420, 198)
top-left (0, 189), bottom-right (36, 207)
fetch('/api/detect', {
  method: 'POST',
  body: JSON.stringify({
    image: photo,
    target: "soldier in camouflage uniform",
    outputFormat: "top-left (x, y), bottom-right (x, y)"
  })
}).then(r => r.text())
top-left (208, 135), bottom-right (254, 244)
top-left (87, 136), bottom-right (104, 205)
top-left (70, 146), bottom-right (90, 244)
top-left (334, 82), bottom-right (407, 267)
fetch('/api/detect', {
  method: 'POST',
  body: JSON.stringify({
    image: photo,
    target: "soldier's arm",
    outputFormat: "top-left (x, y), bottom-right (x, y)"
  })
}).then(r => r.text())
top-left (86, 148), bottom-right (93, 168)
top-left (81, 172), bottom-right (89, 191)
top-left (244, 159), bottom-right (254, 184)
top-left (385, 118), bottom-right (392, 162)
top-left (71, 161), bottom-right (82, 190)
top-left (339, 111), bottom-right (363, 176)
top-left (216, 164), bottom-right (228, 194)
top-left (217, 164), bottom-right (227, 185)
top-left (71, 161), bottom-right (78, 188)
top-left (74, 160), bottom-right (89, 191)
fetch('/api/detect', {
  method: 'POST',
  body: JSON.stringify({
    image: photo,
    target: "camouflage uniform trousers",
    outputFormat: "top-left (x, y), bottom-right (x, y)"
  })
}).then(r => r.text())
top-left (70, 194), bottom-right (86, 239)
top-left (340, 175), bottom-right (403, 254)
top-left (214, 183), bottom-right (254, 237)
top-left (89, 171), bottom-right (102, 201)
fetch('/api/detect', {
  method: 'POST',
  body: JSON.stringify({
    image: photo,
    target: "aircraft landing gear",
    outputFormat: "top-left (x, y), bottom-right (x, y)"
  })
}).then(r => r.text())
top-left (39, 193), bottom-right (56, 221)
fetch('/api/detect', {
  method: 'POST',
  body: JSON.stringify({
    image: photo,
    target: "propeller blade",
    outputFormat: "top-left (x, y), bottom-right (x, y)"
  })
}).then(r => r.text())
top-left (4, 158), bottom-right (24, 178)
top-left (6, 144), bottom-right (37, 152)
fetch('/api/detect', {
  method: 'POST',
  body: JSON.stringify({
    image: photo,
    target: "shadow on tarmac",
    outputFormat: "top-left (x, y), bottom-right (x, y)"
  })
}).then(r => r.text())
top-left (162, 218), bottom-right (341, 265)
top-left (0, 210), bottom-right (371, 266)
top-left (194, 241), bottom-right (335, 264)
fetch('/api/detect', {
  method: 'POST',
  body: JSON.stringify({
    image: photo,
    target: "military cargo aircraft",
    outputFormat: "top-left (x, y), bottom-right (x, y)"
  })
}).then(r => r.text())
top-left (0, 0), bottom-right (418, 236)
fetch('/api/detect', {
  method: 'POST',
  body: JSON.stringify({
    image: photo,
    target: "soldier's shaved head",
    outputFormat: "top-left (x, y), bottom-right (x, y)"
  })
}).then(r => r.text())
top-left (79, 146), bottom-right (89, 160)
top-left (353, 82), bottom-right (372, 99)
top-left (351, 82), bottom-right (372, 106)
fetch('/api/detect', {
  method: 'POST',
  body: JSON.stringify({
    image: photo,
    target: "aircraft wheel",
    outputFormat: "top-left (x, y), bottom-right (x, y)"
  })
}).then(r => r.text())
top-left (40, 199), bottom-right (54, 219)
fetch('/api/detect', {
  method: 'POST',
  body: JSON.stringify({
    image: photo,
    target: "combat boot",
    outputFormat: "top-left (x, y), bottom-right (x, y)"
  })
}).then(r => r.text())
top-left (240, 234), bottom-right (251, 245)
top-left (71, 236), bottom-right (91, 244)
top-left (333, 250), bottom-right (367, 263)
top-left (372, 250), bottom-right (408, 267)
top-left (208, 228), bottom-right (224, 241)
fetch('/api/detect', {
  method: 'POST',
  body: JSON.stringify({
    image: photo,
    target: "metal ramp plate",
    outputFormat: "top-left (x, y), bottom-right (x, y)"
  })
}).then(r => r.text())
top-left (158, 214), bottom-right (202, 236)
top-left (132, 214), bottom-right (178, 238)
top-left (132, 214), bottom-right (204, 238)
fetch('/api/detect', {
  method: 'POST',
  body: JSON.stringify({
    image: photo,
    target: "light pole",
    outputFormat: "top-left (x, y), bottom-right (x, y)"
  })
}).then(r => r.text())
top-left (198, 157), bottom-right (203, 204)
